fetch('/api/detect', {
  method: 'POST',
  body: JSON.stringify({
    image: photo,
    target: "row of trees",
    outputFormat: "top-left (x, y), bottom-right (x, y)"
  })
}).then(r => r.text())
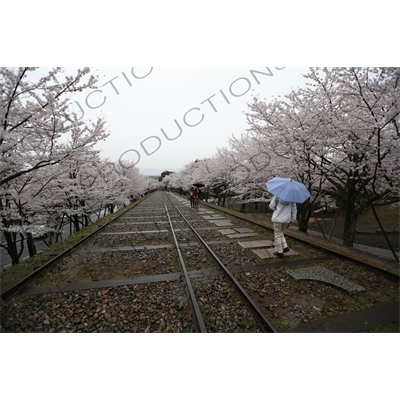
top-left (164, 68), bottom-right (400, 247)
top-left (1, 68), bottom-right (158, 265)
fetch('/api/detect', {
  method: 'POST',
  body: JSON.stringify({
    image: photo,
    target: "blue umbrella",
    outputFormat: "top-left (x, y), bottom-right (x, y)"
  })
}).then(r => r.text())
top-left (266, 177), bottom-right (311, 203)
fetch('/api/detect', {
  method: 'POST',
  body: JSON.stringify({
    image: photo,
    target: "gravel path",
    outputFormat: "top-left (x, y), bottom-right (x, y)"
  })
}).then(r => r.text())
top-left (1, 191), bottom-right (398, 333)
top-left (1, 281), bottom-right (194, 333)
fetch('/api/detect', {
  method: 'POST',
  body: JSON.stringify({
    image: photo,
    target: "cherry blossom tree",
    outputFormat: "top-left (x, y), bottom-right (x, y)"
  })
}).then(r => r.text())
top-left (298, 67), bottom-right (400, 246)
top-left (1, 67), bottom-right (109, 264)
top-left (1, 68), bottom-right (169, 265)
top-left (245, 89), bottom-right (332, 232)
top-left (167, 164), bottom-right (193, 197)
top-left (1, 68), bottom-right (108, 186)
top-left (200, 151), bottom-right (236, 207)
top-left (1, 151), bottom-right (155, 265)
top-left (166, 68), bottom-right (399, 248)
top-left (246, 67), bottom-right (400, 246)
top-left (226, 133), bottom-right (276, 204)
top-left (100, 160), bottom-right (158, 206)
top-left (167, 160), bottom-right (207, 194)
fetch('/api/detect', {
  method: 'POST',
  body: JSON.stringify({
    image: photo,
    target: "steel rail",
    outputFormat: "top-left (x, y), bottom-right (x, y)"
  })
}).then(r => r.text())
top-left (1, 196), bottom-right (148, 300)
top-left (164, 201), bottom-right (207, 333)
top-left (165, 193), bottom-right (278, 333)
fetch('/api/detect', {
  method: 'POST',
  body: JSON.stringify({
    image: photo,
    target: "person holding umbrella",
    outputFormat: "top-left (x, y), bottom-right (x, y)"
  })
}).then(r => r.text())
top-left (269, 196), bottom-right (297, 258)
top-left (266, 177), bottom-right (311, 258)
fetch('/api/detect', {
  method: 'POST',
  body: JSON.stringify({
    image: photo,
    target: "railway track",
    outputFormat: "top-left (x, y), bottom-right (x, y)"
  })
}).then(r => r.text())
top-left (1, 191), bottom-right (398, 333)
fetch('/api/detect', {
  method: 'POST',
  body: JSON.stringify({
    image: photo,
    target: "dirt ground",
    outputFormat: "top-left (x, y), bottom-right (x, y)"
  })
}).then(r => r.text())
top-left (306, 203), bottom-right (400, 252)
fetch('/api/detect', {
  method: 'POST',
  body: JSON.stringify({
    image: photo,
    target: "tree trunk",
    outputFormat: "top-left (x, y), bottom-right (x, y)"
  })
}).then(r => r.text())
top-left (73, 214), bottom-right (80, 232)
top-left (47, 231), bottom-right (54, 246)
top-left (343, 183), bottom-right (358, 247)
top-left (3, 232), bottom-right (24, 265)
top-left (26, 233), bottom-right (37, 257)
top-left (297, 201), bottom-right (312, 233)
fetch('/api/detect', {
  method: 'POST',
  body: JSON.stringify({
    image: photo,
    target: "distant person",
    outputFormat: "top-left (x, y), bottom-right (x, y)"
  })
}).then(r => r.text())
top-left (269, 196), bottom-right (297, 258)
top-left (194, 187), bottom-right (201, 210)
top-left (194, 187), bottom-right (201, 209)
top-left (188, 187), bottom-right (195, 208)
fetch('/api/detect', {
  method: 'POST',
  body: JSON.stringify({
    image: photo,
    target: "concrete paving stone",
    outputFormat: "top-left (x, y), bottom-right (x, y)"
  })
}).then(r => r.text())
top-left (211, 221), bottom-right (234, 227)
top-left (252, 248), bottom-right (299, 259)
top-left (203, 215), bottom-right (224, 220)
top-left (238, 240), bottom-right (274, 249)
top-left (252, 248), bottom-right (275, 259)
top-left (234, 228), bottom-right (255, 233)
top-left (286, 266), bottom-right (365, 295)
top-left (218, 229), bottom-right (237, 235)
top-left (227, 233), bottom-right (258, 239)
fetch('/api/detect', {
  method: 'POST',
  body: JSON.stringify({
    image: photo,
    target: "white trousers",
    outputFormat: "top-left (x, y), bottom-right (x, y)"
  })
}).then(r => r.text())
top-left (273, 222), bottom-right (288, 253)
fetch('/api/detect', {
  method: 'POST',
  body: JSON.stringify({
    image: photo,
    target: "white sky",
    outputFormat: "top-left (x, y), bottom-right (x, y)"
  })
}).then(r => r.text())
top-left (67, 67), bottom-right (310, 175)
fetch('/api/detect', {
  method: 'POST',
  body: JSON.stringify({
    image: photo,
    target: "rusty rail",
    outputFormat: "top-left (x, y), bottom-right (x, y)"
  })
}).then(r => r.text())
top-left (166, 193), bottom-right (278, 333)
top-left (164, 202), bottom-right (207, 333)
